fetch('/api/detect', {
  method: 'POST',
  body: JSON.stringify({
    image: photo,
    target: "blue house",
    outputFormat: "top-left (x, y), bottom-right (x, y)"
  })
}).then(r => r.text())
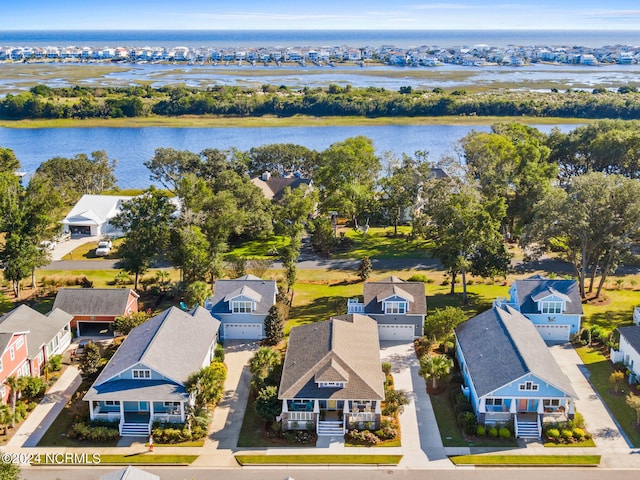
top-left (455, 305), bottom-right (578, 439)
top-left (495, 274), bottom-right (583, 342)
top-left (84, 306), bottom-right (220, 437)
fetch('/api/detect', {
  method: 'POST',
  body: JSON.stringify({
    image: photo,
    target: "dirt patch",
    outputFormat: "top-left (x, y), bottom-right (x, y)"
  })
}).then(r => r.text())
top-left (584, 295), bottom-right (611, 306)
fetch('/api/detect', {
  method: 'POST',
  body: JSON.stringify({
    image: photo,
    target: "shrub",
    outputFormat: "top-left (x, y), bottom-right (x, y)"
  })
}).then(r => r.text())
top-left (214, 343), bottom-right (225, 362)
top-left (407, 274), bottom-right (429, 283)
top-left (488, 427), bottom-right (498, 438)
top-left (47, 354), bottom-right (63, 371)
top-left (454, 399), bottom-right (473, 415)
top-left (347, 429), bottom-right (381, 445)
top-left (381, 362), bottom-right (392, 375)
top-left (572, 427), bottom-right (585, 440)
top-left (375, 420), bottom-right (399, 440)
top-left (21, 376), bottom-right (46, 400)
top-left (113, 271), bottom-right (131, 285)
top-left (546, 428), bottom-right (560, 440)
top-left (457, 411), bottom-right (477, 435)
top-left (498, 427), bottom-right (511, 439)
top-left (27, 401), bottom-right (38, 412)
top-left (69, 422), bottom-right (120, 442)
top-left (476, 425), bottom-right (486, 436)
top-left (560, 429), bottom-right (574, 442)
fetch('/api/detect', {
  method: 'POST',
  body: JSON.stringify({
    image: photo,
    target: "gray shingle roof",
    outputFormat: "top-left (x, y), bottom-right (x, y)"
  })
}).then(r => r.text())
top-left (279, 314), bottom-right (385, 401)
top-left (91, 306), bottom-right (220, 389)
top-left (0, 305), bottom-right (71, 358)
top-left (52, 288), bottom-right (138, 317)
top-left (514, 276), bottom-right (583, 315)
top-left (455, 306), bottom-right (577, 398)
top-left (100, 466), bottom-right (159, 480)
top-left (251, 176), bottom-right (312, 202)
top-left (0, 333), bottom-right (16, 357)
top-left (363, 277), bottom-right (426, 315)
top-left (209, 276), bottom-right (276, 315)
top-left (618, 325), bottom-right (640, 354)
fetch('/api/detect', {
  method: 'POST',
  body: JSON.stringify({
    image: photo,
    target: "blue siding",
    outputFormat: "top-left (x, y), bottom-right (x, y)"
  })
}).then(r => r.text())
top-left (489, 373), bottom-right (570, 398)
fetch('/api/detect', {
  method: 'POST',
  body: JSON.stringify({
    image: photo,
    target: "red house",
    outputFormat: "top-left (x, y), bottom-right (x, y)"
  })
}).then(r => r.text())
top-left (0, 331), bottom-right (30, 403)
top-left (52, 288), bottom-right (139, 337)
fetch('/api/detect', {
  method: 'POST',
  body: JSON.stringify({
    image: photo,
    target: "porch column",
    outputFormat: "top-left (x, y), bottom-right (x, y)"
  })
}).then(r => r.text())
top-left (478, 397), bottom-right (486, 413)
top-left (119, 401), bottom-right (124, 421)
top-left (344, 401), bottom-right (350, 413)
top-left (149, 401), bottom-right (154, 421)
top-left (537, 400), bottom-right (544, 414)
top-left (282, 400), bottom-right (289, 413)
top-left (375, 401), bottom-right (381, 414)
top-left (313, 400), bottom-right (319, 413)
top-left (568, 398), bottom-right (575, 418)
top-left (180, 401), bottom-right (185, 422)
top-left (89, 401), bottom-right (94, 421)
top-left (510, 399), bottom-right (517, 413)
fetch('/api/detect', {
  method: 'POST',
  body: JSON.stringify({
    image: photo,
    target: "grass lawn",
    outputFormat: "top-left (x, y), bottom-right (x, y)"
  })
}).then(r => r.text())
top-left (582, 287), bottom-right (640, 333)
top-left (227, 236), bottom-right (287, 259)
top-left (575, 345), bottom-right (640, 447)
top-left (333, 226), bottom-right (431, 260)
top-left (450, 455), bottom-right (600, 466)
top-left (61, 238), bottom-right (123, 261)
top-left (235, 454), bottom-right (402, 465)
top-left (33, 454), bottom-right (198, 465)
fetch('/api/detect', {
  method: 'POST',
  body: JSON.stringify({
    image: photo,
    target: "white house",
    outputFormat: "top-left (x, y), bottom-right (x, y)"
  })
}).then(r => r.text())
top-left (61, 194), bottom-right (133, 237)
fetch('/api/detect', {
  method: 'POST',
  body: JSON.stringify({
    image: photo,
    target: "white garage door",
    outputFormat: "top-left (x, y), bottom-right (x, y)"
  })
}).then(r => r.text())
top-left (224, 323), bottom-right (263, 340)
top-left (378, 324), bottom-right (414, 341)
top-left (536, 324), bottom-right (570, 342)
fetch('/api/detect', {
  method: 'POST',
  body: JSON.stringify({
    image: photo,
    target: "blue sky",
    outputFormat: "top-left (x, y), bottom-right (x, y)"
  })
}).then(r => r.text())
top-left (2, 1), bottom-right (640, 30)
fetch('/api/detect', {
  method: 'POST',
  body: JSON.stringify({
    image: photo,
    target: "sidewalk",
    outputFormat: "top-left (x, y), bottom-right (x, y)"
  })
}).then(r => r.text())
top-left (7, 366), bottom-right (81, 448)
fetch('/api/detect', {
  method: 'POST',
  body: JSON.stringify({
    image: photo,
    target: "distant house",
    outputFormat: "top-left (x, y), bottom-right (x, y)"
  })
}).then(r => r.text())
top-left (52, 288), bottom-right (139, 337)
top-left (278, 314), bottom-right (385, 436)
top-left (0, 305), bottom-right (72, 376)
top-left (251, 172), bottom-right (312, 202)
top-left (611, 325), bottom-right (640, 383)
top-left (100, 465), bottom-right (159, 480)
top-left (347, 276), bottom-right (426, 340)
top-left (494, 274), bottom-right (583, 342)
top-left (0, 330), bottom-right (30, 403)
top-left (455, 306), bottom-right (577, 439)
top-left (206, 275), bottom-right (277, 340)
top-left (84, 306), bottom-right (220, 437)
top-left (61, 194), bottom-right (133, 237)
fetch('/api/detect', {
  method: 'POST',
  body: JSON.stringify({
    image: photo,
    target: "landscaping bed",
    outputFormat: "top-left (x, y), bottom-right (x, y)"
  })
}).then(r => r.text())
top-left (235, 454), bottom-right (402, 465)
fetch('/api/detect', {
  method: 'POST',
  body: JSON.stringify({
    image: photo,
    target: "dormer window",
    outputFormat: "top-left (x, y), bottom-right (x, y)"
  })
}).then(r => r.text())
top-left (384, 301), bottom-right (407, 314)
top-left (132, 369), bottom-right (151, 379)
top-left (519, 381), bottom-right (538, 391)
top-left (318, 381), bottom-right (345, 388)
top-left (232, 301), bottom-right (254, 313)
top-left (540, 301), bottom-right (562, 314)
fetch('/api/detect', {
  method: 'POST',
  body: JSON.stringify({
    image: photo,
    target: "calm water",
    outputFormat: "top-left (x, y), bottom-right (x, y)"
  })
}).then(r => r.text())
top-left (1, 30), bottom-right (639, 48)
top-left (0, 124), bottom-right (580, 189)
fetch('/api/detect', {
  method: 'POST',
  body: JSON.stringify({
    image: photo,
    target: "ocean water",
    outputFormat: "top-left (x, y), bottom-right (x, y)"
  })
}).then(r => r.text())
top-left (1, 30), bottom-right (639, 49)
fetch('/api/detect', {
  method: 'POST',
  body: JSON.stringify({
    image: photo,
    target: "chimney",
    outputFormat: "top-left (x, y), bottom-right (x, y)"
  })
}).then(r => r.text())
top-left (261, 171), bottom-right (271, 181)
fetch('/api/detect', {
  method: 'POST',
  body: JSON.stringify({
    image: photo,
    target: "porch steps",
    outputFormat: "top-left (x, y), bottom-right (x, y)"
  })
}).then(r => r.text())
top-left (516, 420), bottom-right (540, 439)
top-left (120, 423), bottom-right (150, 437)
top-left (317, 420), bottom-right (344, 436)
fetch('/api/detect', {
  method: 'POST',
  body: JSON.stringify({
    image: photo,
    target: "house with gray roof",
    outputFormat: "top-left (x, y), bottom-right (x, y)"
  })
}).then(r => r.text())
top-left (0, 305), bottom-right (72, 376)
top-left (347, 276), bottom-right (426, 340)
top-left (279, 314), bottom-right (385, 437)
top-left (455, 305), bottom-right (578, 439)
top-left (206, 275), bottom-right (277, 340)
top-left (100, 465), bottom-right (159, 480)
top-left (52, 288), bottom-right (139, 337)
top-left (84, 306), bottom-right (220, 437)
top-left (251, 172), bottom-right (313, 202)
top-left (611, 325), bottom-right (640, 383)
top-left (495, 274), bottom-right (583, 342)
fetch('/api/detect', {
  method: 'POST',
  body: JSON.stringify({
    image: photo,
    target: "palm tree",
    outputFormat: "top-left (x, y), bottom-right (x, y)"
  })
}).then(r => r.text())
top-left (419, 354), bottom-right (453, 390)
top-left (3, 376), bottom-right (26, 428)
top-left (0, 404), bottom-right (11, 435)
top-left (249, 347), bottom-right (281, 390)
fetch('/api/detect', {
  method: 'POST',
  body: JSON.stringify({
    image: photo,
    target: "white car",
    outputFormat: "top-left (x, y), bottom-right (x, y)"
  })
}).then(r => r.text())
top-left (95, 241), bottom-right (111, 256)
top-left (39, 240), bottom-right (56, 251)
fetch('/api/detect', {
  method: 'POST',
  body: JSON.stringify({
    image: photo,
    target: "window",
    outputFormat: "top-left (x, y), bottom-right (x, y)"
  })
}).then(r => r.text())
top-left (15, 337), bottom-right (24, 349)
top-left (543, 399), bottom-right (560, 407)
top-left (541, 301), bottom-right (562, 314)
top-left (318, 381), bottom-right (345, 388)
top-left (384, 301), bottom-right (407, 314)
top-left (519, 381), bottom-right (539, 391)
top-left (132, 369), bottom-right (151, 379)
top-left (9, 347), bottom-right (14, 361)
top-left (0, 359), bottom-right (3, 372)
top-left (232, 301), bottom-right (253, 313)
top-left (485, 398), bottom-right (503, 406)
top-left (164, 402), bottom-right (180, 408)
top-left (105, 401), bottom-right (119, 406)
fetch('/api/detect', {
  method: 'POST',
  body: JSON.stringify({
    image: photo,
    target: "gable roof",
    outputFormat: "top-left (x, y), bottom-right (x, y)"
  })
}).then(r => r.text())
top-left (455, 306), bottom-right (577, 398)
top-left (251, 176), bottom-right (312, 202)
top-left (513, 276), bottom-right (583, 315)
top-left (209, 276), bottom-right (277, 315)
top-left (279, 314), bottom-right (385, 400)
top-left (618, 325), bottom-right (640, 354)
top-left (91, 306), bottom-right (220, 388)
top-left (0, 332), bottom-right (19, 357)
top-left (100, 466), bottom-right (159, 480)
top-left (61, 194), bottom-right (133, 226)
top-left (363, 276), bottom-right (426, 315)
top-left (0, 305), bottom-right (72, 358)
top-left (52, 288), bottom-right (138, 317)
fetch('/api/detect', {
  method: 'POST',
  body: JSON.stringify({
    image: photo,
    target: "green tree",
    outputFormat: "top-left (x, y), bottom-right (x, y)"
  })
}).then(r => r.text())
top-left (169, 225), bottom-right (211, 283)
top-left (184, 281), bottom-right (211, 307)
top-left (382, 388), bottom-right (409, 416)
top-left (357, 256), bottom-right (373, 281)
top-left (0, 462), bottom-right (20, 480)
top-left (78, 342), bottom-right (102, 380)
top-left (419, 354), bottom-right (453, 390)
top-left (626, 393), bottom-right (640, 426)
top-left (247, 143), bottom-right (318, 178)
top-left (186, 362), bottom-right (227, 408)
top-left (3, 376), bottom-right (26, 428)
top-left (378, 154), bottom-right (423, 235)
top-left (111, 187), bottom-right (176, 290)
top-left (112, 311), bottom-right (152, 335)
top-left (424, 306), bottom-right (468, 341)
top-left (249, 347), bottom-right (282, 391)
top-left (610, 370), bottom-right (626, 394)
top-left (255, 385), bottom-right (281, 422)
top-left (316, 136), bottom-right (381, 224)
top-left (264, 304), bottom-right (285, 346)
top-left (0, 404), bottom-right (12, 435)
top-left (0, 148), bottom-right (19, 173)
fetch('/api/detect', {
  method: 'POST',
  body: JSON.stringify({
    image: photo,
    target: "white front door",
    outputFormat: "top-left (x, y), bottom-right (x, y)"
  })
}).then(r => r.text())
top-left (378, 324), bottom-right (414, 341)
top-left (224, 323), bottom-right (262, 339)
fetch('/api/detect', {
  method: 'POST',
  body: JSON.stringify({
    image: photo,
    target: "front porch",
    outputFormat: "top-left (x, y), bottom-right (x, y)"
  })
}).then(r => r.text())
top-left (88, 400), bottom-right (186, 435)
top-left (281, 399), bottom-right (380, 434)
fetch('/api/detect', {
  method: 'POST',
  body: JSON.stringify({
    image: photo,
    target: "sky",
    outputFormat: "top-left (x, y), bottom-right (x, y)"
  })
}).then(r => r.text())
top-left (1, 1), bottom-right (640, 31)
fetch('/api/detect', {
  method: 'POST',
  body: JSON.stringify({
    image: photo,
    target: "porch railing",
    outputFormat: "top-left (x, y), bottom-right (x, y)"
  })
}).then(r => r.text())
top-left (484, 411), bottom-right (512, 424)
top-left (347, 412), bottom-right (377, 422)
top-left (152, 413), bottom-right (183, 423)
top-left (92, 409), bottom-right (121, 422)
top-left (347, 298), bottom-right (365, 314)
top-left (288, 411), bottom-right (315, 421)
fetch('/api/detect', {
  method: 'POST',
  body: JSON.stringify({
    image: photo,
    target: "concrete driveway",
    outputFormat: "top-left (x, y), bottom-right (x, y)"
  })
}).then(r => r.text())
top-left (549, 343), bottom-right (629, 449)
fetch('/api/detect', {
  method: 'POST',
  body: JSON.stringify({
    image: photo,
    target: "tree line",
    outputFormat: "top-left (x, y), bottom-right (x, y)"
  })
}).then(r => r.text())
top-left (3, 84), bottom-right (640, 120)
top-left (2, 119), bottom-right (640, 303)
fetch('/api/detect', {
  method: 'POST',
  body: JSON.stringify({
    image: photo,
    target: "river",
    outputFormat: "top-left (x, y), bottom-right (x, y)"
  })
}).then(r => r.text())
top-left (0, 124), bottom-right (581, 189)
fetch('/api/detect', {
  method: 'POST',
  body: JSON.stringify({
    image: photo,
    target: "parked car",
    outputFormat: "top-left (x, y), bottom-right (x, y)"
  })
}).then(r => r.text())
top-left (39, 240), bottom-right (56, 251)
top-left (95, 241), bottom-right (111, 256)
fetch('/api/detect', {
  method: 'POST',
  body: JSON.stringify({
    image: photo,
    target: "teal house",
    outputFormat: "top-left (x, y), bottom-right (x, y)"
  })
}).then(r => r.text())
top-left (455, 305), bottom-right (578, 439)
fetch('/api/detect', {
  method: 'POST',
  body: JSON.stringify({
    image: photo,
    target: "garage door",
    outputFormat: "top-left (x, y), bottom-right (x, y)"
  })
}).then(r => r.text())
top-left (77, 322), bottom-right (113, 337)
top-left (223, 323), bottom-right (263, 340)
top-left (536, 324), bottom-right (570, 342)
top-left (378, 324), bottom-right (414, 341)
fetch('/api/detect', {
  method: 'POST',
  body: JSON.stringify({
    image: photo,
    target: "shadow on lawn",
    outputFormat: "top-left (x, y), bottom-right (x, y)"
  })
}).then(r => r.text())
top-left (426, 292), bottom-right (492, 315)
top-left (289, 295), bottom-right (349, 324)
